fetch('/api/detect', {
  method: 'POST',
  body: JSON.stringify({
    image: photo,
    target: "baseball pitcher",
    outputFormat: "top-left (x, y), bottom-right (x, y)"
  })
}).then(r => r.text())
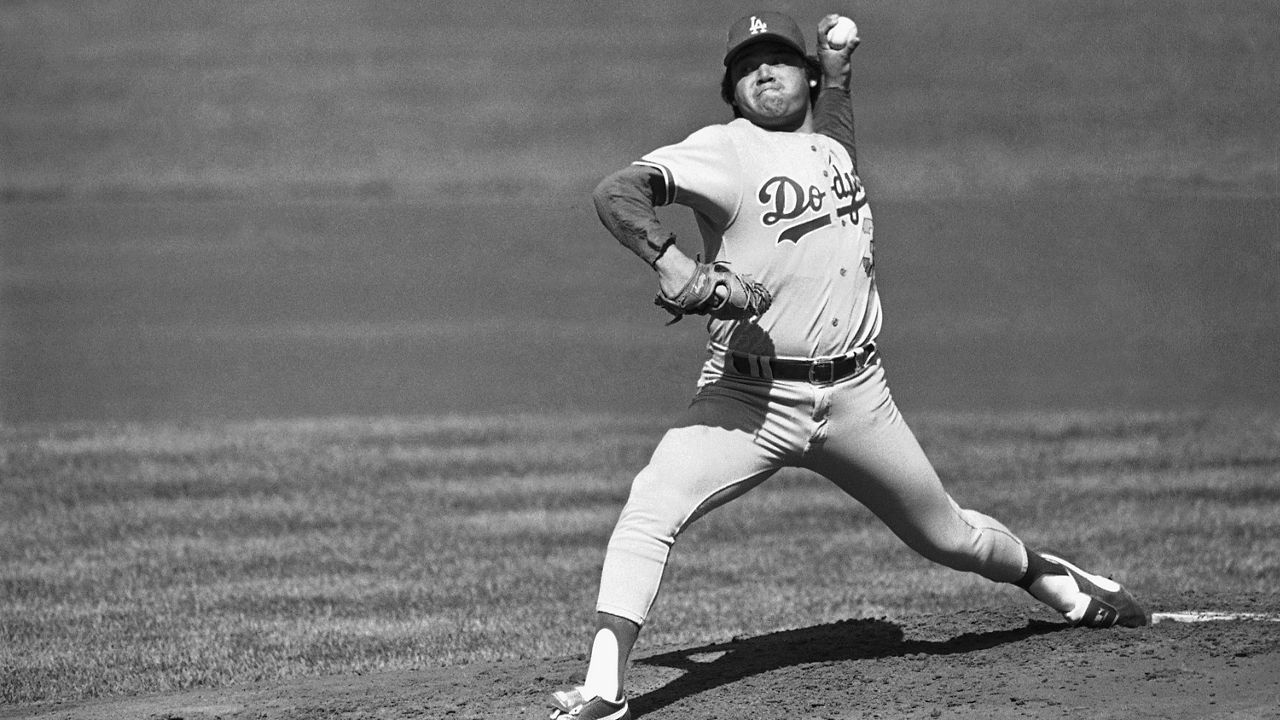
top-left (547, 11), bottom-right (1148, 720)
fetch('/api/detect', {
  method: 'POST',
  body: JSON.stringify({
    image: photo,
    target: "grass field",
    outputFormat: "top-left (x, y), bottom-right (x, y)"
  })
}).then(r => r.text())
top-left (3, 1), bottom-right (1278, 425)
top-left (3, 408), bottom-right (1278, 708)
top-left (4, 1), bottom-right (1278, 423)
top-left (4, 1), bottom-right (1277, 200)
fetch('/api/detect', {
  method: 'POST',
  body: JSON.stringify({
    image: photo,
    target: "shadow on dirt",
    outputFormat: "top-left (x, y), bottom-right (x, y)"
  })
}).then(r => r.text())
top-left (632, 617), bottom-right (1068, 717)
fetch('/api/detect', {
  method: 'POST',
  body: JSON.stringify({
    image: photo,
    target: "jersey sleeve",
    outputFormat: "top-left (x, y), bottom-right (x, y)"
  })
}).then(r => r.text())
top-left (633, 125), bottom-right (741, 229)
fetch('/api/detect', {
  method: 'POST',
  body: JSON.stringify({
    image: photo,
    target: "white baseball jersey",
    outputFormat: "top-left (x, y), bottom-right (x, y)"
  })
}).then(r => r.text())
top-left (636, 117), bottom-right (880, 360)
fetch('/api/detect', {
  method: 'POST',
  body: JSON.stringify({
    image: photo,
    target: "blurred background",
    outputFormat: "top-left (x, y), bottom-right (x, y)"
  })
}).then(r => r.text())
top-left (2, 0), bottom-right (1277, 423)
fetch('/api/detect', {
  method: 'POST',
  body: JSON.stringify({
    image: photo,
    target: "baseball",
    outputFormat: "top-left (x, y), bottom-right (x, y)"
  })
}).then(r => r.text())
top-left (827, 17), bottom-right (859, 50)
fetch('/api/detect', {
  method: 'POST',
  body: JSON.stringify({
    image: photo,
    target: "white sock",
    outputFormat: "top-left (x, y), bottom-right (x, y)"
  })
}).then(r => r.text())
top-left (582, 628), bottom-right (622, 702)
top-left (1028, 573), bottom-right (1089, 619)
top-left (1063, 596), bottom-right (1091, 623)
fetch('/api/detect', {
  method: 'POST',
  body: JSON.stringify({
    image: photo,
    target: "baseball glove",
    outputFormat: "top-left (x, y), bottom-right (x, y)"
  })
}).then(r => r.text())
top-left (655, 261), bottom-right (772, 324)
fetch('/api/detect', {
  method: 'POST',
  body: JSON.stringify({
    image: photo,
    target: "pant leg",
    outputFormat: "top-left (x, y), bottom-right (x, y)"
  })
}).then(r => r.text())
top-left (595, 380), bottom-right (795, 625)
top-left (800, 363), bottom-right (1028, 583)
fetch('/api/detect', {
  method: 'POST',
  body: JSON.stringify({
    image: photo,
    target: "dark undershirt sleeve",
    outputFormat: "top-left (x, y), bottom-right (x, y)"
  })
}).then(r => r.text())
top-left (813, 86), bottom-right (857, 174)
top-left (592, 164), bottom-right (676, 267)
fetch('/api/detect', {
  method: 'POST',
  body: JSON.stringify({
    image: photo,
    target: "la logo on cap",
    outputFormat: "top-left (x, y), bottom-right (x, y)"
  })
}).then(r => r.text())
top-left (749, 16), bottom-right (768, 35)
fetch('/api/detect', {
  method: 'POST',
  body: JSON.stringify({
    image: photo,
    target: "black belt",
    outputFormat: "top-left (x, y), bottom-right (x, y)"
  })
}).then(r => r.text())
top-left (729, 342), bottom-right (877, 385)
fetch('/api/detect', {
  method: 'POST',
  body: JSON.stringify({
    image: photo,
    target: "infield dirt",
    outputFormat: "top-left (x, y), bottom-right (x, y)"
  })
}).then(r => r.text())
top-left (10, 599), bottom-right (1280, 720)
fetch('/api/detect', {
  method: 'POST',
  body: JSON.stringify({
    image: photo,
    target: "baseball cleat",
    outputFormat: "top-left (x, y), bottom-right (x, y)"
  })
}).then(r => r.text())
top-left (1040, 552), bottom-right (1150, 628)
top-left (548, 686), bottom-right (631, 720)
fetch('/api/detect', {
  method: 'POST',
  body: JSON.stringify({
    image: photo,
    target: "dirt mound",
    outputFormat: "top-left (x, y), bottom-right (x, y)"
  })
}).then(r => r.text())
top-left (10, 602), bottom-right (1279, 720)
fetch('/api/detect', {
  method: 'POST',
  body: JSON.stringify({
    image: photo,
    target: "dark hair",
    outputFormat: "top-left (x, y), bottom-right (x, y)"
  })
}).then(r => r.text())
top-left (720, 54), bottom-right (823, 118)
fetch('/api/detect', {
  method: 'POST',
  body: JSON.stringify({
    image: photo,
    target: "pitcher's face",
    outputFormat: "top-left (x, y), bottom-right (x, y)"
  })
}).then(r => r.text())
top-left (730, 43), bottom-right (811, 130)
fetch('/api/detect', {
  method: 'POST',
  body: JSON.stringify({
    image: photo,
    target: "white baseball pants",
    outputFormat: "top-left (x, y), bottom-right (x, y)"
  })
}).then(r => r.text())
top-left (595, 356), bottom-right (1030, 626)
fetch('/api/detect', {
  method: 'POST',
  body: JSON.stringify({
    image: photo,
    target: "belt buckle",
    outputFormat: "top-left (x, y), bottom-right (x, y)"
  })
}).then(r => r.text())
top-left (808, 359), bottom-right (835, 384)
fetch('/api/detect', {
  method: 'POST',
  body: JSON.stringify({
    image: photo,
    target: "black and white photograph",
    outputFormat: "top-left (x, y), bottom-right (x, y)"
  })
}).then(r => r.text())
top-left (3, 2), bottom-right (1277, 718)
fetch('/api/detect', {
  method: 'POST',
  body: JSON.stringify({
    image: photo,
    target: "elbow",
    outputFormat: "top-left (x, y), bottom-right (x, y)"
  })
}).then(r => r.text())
top-left (593, 164), bottom-right (658, 223)
top-left (592, 172), bottom-right (620, 216)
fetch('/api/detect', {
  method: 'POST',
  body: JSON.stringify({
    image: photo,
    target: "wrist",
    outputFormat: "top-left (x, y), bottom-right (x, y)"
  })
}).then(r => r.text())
top-left (654, 247), bottom-right (697, 297)
top-left (648, 233), bottom-right (677, 269)
top-left (820, 73), bottom-right (851, 91)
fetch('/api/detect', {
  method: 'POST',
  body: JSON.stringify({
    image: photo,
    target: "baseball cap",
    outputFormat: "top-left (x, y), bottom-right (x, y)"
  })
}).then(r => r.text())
top-left (723, 12), bottom-right (807, 66)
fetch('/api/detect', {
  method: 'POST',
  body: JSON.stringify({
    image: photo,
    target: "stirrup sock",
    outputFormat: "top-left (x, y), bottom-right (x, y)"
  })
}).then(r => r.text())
top-left (1016, 550), bottom-right (1085, 616)
top-left (582, 628), bottom-right (622, 703)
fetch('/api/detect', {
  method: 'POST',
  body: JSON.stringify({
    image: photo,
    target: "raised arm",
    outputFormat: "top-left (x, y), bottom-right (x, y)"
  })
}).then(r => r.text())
top-left (812, 14), bottom-right (859, 173)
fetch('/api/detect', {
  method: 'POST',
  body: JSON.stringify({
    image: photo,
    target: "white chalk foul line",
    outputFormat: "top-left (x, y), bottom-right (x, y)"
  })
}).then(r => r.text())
top-left (1151, 611), bottom-right (1280, 624)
